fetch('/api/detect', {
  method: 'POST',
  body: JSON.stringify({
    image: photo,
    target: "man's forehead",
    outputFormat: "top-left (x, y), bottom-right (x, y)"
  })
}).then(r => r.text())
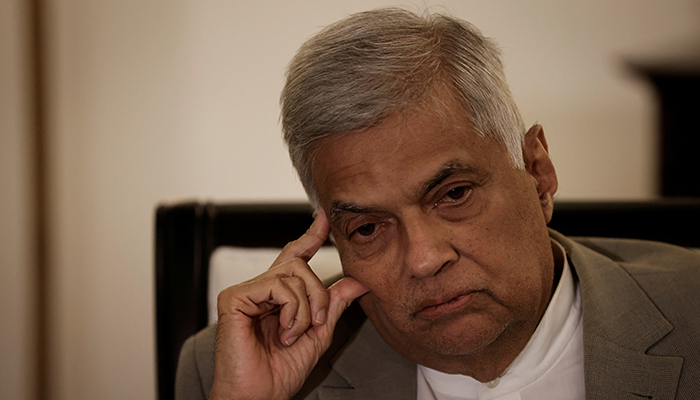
top-left (310, 95), bottom-right (508, 212)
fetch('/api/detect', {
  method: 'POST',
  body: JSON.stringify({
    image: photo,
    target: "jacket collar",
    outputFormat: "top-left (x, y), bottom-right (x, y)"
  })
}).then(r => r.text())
top-left (550, 230), bottom-right (683, 400)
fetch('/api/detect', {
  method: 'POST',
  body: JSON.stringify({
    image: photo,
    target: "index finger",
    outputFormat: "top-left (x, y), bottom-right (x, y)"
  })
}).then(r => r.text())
top-left (273, 209), bottom-right (330, 266)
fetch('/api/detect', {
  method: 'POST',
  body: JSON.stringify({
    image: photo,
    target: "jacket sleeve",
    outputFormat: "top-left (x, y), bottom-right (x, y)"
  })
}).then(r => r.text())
top-left (175, 325), bottom-right (217, 400)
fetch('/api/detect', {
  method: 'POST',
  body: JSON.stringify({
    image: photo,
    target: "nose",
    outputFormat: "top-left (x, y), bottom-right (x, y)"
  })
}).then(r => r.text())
top-left (402, 213), bottom-right (458, 278)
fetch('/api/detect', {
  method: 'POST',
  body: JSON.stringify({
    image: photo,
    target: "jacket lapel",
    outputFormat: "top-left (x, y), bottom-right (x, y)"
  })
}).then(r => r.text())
top-left (318, 320), bottom-right (416, 400)
top-left (552, 231), bottom-right (683, 400)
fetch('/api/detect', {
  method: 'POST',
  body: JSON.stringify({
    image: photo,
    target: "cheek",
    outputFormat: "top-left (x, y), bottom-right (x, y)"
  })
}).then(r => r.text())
top-left (345, 257), bottom-right (410, 331)
top-left (357, 282), bottom-right (411, 339)
top-left (484, 204), bottom-right (553, 311)
top-left (450, 186), bottom-right (551, 298)
top-left (336, 226), bottom-right (399, 285)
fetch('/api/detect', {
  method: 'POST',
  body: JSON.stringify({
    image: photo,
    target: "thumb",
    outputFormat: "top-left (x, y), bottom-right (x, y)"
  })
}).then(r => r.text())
top-left (301, 276), bottom-right (368, 349)
top-left (326, 276), bottom-right (369, 326)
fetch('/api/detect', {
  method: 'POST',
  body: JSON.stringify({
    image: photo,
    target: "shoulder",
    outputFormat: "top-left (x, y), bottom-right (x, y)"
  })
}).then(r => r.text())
top-left (553, 231), bottom-right (700, 334)
top-left (175, 324), bottom-right (216, 400)
top-left (550, 229), bottom-right (700, 281)
top-left (567, 236), bottom-right (700, 288)
top-left (551, 230), bottom-right (700, 328)
top-left (576, 236), bottom-right (700, 316)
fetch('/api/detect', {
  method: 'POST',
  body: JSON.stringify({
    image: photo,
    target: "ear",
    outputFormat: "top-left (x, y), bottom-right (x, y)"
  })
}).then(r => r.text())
top-left (523, 124), bottom-right (558, 223)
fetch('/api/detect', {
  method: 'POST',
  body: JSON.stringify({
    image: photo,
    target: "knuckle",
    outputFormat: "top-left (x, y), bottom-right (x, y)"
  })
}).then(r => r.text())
top-left (286, 275), bottom-right (306, 288)
top-left (297, 313), bottom-right (311, 327)
top-left (308, 283), bottom-right (328, 304)
top-left (294, 303), bottom-right (311, 322)
top-left (268, 273), bottom-right (292, 291)
top-left (270, 274), bottom-right (286, 286)
top-left (216, 287), bottom-right (235, 309)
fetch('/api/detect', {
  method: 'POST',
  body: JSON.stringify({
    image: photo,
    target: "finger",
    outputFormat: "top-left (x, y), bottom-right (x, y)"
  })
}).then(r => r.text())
top-left (280, 263), bottom-right (329, 326)
top-left (218, 275), bottom-right (301, 323)
top-left (264, 253), bottom-right (331, 327)
top-left (278, 276), bottom-right (311, 345)
top-left (310, 287), bottom-right (330, 326)
top-left (273, 210), bottom-right (330, 266)
top-left (272, 210), bottom-right (332, 326)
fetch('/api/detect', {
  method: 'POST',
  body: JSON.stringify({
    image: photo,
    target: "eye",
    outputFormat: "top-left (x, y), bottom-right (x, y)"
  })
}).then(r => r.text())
top-left (432, 183), bottom-right (480, 221)
top-left (444, 186), bottom-right (467, 202)
top-left (346, 221), bottom-right (382, 244)
top-left (354, 223), bottom-right (376, 237)
top-left (431, 184), bottom-right (473, 210)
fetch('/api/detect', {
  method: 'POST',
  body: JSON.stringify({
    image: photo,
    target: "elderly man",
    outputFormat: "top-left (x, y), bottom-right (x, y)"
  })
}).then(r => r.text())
top-left (176, 8), bottom-right (700, 400)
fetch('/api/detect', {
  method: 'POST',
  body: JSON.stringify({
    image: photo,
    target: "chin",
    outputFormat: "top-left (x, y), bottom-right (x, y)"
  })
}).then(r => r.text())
top-left (416, 318), bottom-right (510, 357)
top-left (371, 309), bottom-right (513, 366)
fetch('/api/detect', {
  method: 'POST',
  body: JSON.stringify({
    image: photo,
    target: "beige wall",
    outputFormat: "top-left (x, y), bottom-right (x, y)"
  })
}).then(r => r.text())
top-left (2, 1), bottom-right (699, 399)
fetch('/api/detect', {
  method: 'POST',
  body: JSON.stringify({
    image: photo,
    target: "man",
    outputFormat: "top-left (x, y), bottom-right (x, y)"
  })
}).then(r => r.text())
top-left (176, 8), bottom-right (700, 400)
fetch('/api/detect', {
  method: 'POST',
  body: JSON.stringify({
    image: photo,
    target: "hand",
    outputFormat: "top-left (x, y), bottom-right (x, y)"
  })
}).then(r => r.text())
top-left (210, 211), bottom-right (369, 400)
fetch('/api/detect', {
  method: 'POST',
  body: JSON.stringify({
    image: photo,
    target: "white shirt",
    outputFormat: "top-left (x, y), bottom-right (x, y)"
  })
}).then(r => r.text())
top-left (416, 241), bottom-right (585, 400)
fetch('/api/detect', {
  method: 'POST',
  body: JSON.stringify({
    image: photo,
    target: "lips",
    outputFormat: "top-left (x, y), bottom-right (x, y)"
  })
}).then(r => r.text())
top-left (417, 292), bottom-right (476, 319)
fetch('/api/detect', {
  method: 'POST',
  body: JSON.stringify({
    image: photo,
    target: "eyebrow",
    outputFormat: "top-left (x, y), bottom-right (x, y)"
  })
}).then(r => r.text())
top-left (328, 160), bottom-right (483, 223)
top-left (329, 201), bottom-right (382, 223)
top-left (420, 160), bottom-right (482, 198)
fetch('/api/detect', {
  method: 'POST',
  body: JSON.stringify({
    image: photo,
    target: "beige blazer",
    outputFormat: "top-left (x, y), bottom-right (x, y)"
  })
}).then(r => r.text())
top-left (175, 231), bottom-right (700, 399)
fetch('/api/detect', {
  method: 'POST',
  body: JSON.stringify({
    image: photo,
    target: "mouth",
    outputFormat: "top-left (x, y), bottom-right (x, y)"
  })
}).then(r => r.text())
top-left (417, 292), bottom-right (476, 319)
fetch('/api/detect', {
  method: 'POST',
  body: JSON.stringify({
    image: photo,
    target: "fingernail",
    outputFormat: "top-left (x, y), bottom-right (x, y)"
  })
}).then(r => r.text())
top-left (315, 309), bottom-right (327, 325)
top-left (285, 335), bottom-right (299, 346)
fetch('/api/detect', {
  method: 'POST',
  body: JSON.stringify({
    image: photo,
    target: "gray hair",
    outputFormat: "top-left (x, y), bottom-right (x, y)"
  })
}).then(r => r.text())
top-left (281, 7), bottom-right (525, 206)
